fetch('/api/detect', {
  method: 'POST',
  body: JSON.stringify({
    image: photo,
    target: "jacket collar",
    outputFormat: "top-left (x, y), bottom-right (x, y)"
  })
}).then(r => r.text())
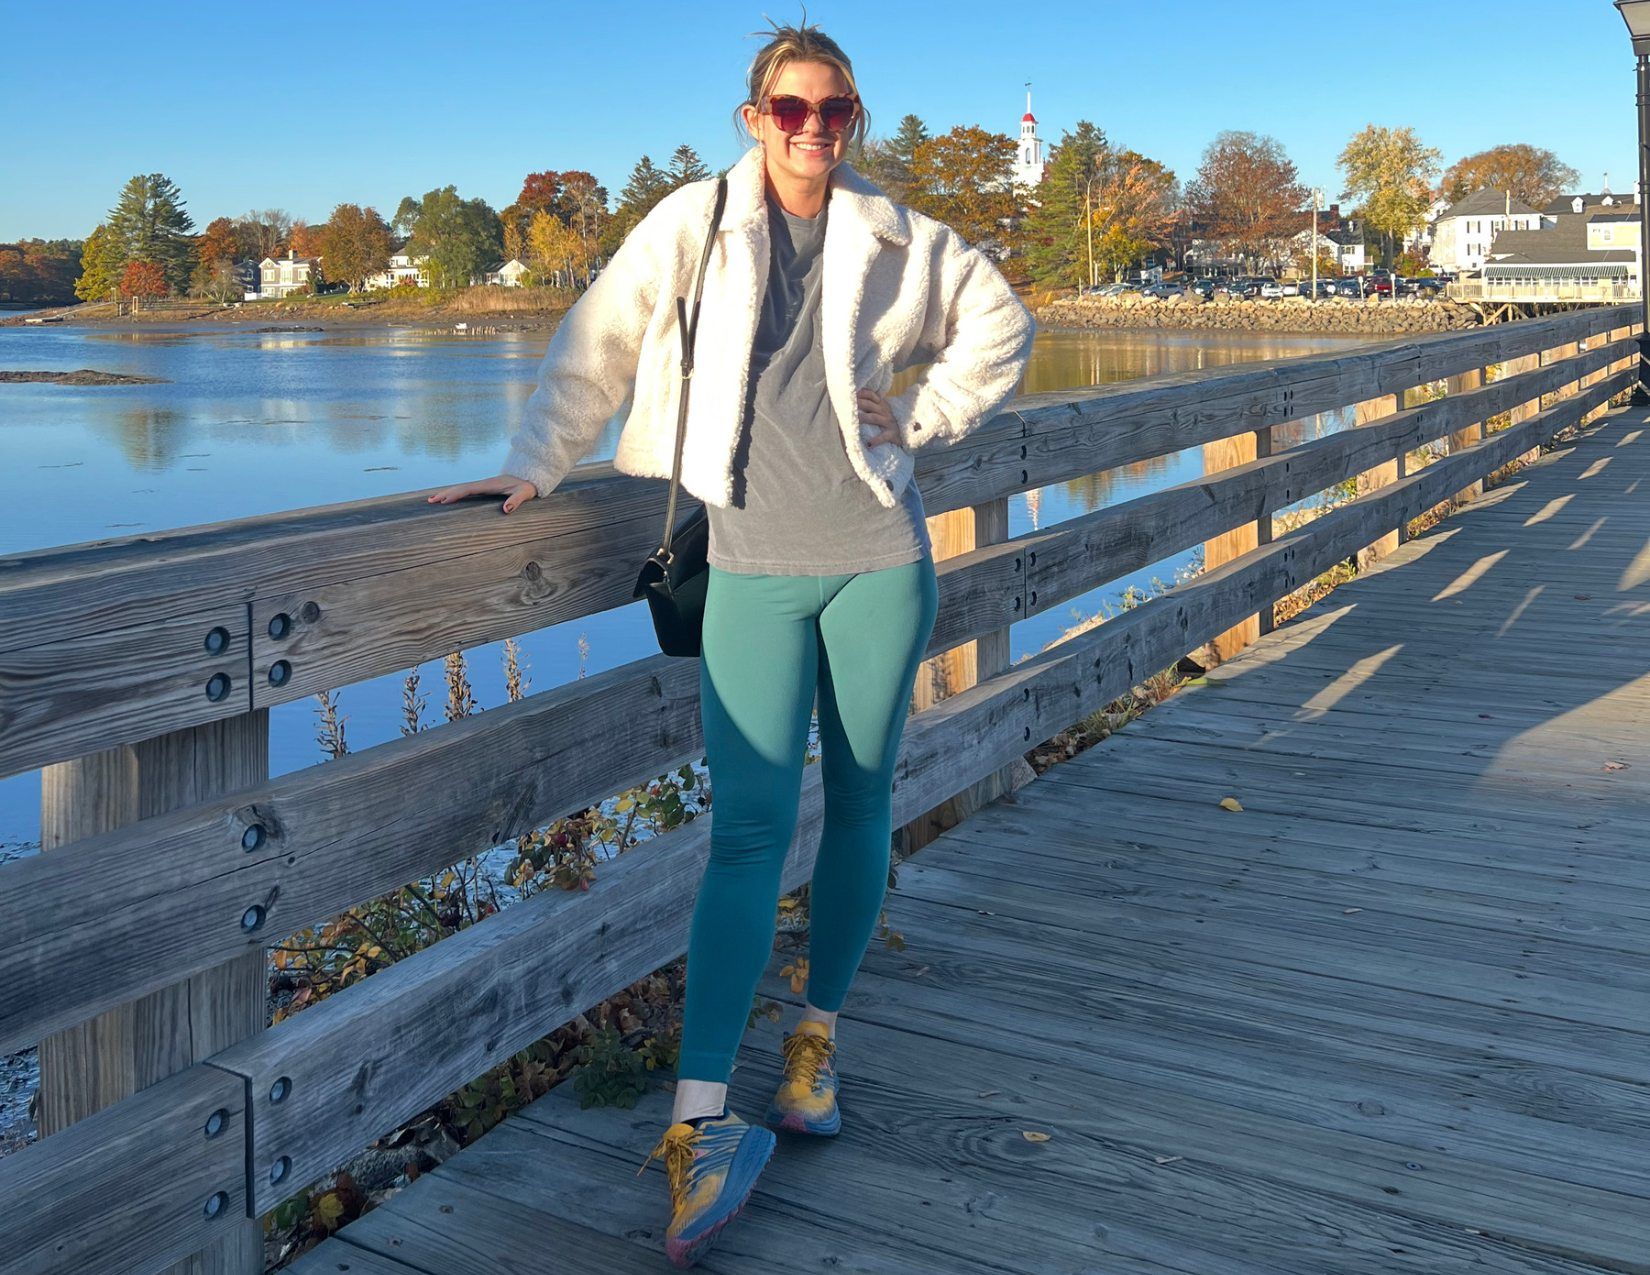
top-left (720, 143), bottom-right (911, 246)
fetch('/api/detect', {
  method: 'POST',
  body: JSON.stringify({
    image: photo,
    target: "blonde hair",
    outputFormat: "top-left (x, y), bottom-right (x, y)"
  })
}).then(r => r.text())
top-left (735, 14), bottom-right (870, 148)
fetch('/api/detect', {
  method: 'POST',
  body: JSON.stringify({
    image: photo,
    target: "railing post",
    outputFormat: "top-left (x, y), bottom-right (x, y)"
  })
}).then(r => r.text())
top-left (38, 712), bottom-right (269, 1275)
top-left (1447, 367), bottom-right (1485, 505)
top-left (1353, 390), bottom-right (1401, 572)
top-left (1491, 349), bottom-right (1544, 473)
top-left (1200, 428), bottom-right (1264, 660)
top-left (902, 498), bottom-right (1019, 851)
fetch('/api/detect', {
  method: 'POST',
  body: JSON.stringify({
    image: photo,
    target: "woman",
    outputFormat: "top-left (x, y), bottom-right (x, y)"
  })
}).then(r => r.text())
top-left (430, 19), bottom-right (1033, 1268)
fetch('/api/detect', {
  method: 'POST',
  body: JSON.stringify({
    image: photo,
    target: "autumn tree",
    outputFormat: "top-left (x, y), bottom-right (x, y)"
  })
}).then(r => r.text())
top-left (119, 260), bottom-right (168, 308)
top-left (1439, 144), bottom-right (1579, 207)
top-left (1185, 131), bottom-right (1305, 271)
top-left (403, 186), bottom-right (502, 289)
top-left (235, 210), bottom-right (294, 260)
top-left (527, 210), bottom-right (583, 288)
top-left (500, 205), bottom-right (531, 267)
top-left (518, 170), bottom-right (564, 214)
top-left (0, 238), bottom-right (83, 305)
top-left (288, 221), bottom-right (325, 260)
top-left (1090, 150), bottom-right (1179, 281)
top-left (559, 170), bottom-right (608, 279)
top-left (187, 216), bottom-right (242, 298)
top-left (906, 124), bottom-right (1019, 248)
top-left (74, 224), bottom-right (123, 302)
top-left (106, 173), bottom-right (195, 294)
top-left (319, 203), bottom-right (394, 291)
top-left (1338, 125), bottom-right (1441, 267)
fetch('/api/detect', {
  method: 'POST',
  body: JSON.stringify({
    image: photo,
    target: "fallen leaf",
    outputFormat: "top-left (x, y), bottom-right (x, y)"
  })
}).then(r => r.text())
top-left (1219, 796), bottom-right (1243, 812)
top-left (1605, 760), bottom-right (1630, 772)
top-left (1022, 1130), bottom-right (1051, 1143)
top-left (1153, 1154), bottom-right (1184, 1165)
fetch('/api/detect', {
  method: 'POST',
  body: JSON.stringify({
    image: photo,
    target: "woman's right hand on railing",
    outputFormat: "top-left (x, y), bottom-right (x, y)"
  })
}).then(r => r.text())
top-left (426, 474), bottom-right (540, 515)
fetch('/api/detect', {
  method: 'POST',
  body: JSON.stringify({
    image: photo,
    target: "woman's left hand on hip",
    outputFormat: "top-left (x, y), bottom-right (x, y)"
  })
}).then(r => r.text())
top-left (857, 387), bottom-right (899, 446)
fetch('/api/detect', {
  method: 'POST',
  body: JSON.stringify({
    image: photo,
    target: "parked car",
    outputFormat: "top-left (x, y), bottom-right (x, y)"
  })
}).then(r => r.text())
top-left (1141, 282), bottom-right (1186, 299)
top-left (1367, 270), bottom-right (1394, 297)
top-left (1258, 279), bottom-right (1285, 299)
top-left (1094, 281), bottom-right (1135, 297)
top-left (1188, 278), bottom-right (1217, 299)
top-left (1298, 279), bottom-right (1335, 300)
top-left (1280, 280), bottom-right (1301, 297)
top-left (1332, 277), bottom-right (1367, 298)
top-left (1412, 276), bottom-right (1447, 297)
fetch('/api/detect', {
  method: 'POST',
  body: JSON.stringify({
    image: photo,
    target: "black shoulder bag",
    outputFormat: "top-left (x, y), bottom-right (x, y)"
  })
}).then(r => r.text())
top-left (631, 175), bottom-right (728, 658)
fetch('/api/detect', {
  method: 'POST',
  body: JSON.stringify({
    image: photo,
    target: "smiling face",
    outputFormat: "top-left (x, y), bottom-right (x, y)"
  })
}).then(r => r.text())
top-left (740, 59), bottom-right (854, 187)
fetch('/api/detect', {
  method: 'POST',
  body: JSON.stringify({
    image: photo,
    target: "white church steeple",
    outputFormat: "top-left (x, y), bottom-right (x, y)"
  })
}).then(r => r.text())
top-left (1015, 83), bottom-right (1046, 187)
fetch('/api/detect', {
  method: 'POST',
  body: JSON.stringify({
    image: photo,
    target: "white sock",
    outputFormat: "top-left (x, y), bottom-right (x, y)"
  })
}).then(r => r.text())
top-left (798, 1001), bottom-right (838, 1041)
top-left (672, 1078), bottom-right (728, 1125)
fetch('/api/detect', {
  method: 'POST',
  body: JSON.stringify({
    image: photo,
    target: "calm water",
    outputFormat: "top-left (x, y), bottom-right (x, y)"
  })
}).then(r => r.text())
top-left (0, 322), bottom-right (1368, 855)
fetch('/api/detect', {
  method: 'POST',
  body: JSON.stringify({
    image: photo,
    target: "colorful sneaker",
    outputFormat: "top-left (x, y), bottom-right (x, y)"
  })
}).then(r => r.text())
top-left (636, 1107), bottom-right (777, 1269)
top-left (764, 1020), bottom-right (841, 1135)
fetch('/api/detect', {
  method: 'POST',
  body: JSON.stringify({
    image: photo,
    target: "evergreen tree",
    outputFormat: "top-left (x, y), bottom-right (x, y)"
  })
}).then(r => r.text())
top-left (891, 114), bottom-right (930, 170)
top-left (106, 173), bottom-right (195, 295)
top-left (1021, 122), bottom-right (1110, 287)
top-left (666, 144), bottom-right (711, 189)
top-left (603, 155), bottom-right (673, 253)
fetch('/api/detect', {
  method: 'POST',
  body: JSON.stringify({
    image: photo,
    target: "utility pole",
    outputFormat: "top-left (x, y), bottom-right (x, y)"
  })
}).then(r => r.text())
top-left (1084, 170), bottom-right (1100, 289)
top-left (1311, 187), bottom-right (1323, 302)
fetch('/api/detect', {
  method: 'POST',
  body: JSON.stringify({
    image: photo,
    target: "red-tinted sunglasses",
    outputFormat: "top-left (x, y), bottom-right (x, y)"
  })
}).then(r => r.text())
top-left (760, 93), bottom-right (860, 134)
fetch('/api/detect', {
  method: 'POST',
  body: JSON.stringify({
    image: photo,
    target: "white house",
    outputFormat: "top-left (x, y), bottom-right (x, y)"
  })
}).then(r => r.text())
top-left (1475, 204), bottom-right (1642, 297)
top-left (367, 244), bottom-right (430, 290)
top-left (1290, 227), bottom-right (1365, 275)
top-left (480, 258), bottom-right (531, 287)
top-left (251, 250), bottom-right (319, 299)
top-left (1428, 188), bottom-right (1545, 275)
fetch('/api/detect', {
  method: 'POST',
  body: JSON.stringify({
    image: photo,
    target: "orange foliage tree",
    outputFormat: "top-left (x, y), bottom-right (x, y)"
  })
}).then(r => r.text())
top-left (120, 259), bottom-right (168, 303)
top-left (906, 124), bottom-right (1020, 248)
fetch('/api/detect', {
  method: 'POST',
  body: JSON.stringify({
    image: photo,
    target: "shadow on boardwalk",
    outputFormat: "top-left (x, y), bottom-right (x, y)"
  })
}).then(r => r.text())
top-left (292, 407), bottom-right (1650, 1275)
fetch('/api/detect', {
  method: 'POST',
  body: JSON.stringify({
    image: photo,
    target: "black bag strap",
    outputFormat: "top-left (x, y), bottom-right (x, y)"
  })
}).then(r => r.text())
top-left (658, 174), bottom-right (728, 558)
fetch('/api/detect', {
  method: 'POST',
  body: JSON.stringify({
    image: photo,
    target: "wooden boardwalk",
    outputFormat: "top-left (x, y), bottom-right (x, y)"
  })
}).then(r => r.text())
top-left (292, 408), bottom-right (1650, 1274)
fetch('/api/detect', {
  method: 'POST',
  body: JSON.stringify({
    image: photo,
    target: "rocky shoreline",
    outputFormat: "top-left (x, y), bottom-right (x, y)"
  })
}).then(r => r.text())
top-left (1038, 294), bottom-right (1481, 336)
top-left (0, 368), bottom-right (169, 385)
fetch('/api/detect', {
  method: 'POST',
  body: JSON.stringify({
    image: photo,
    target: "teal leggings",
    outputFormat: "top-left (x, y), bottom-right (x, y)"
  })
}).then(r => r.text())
top-left (677, 554), bottom-right (940, 1083)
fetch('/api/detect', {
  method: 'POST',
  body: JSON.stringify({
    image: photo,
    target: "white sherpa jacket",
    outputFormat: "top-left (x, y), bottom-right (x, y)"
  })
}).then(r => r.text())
top-left (501, 143), bottom-right (1036, 511)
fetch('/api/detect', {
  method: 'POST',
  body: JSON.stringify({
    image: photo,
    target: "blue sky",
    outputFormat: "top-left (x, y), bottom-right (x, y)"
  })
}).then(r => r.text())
top-left (2, 0), bottom-right (1641, 240)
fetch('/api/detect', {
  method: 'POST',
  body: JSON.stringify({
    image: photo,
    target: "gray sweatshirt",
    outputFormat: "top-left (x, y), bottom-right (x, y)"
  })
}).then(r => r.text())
top-left (705, 187), bottom-right (931, 575)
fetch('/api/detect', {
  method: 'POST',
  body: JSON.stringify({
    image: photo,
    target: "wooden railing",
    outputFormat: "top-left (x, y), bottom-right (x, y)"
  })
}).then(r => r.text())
top-left (1448, 279), bottom-right (1640, 305)
top-left (0, 303), bottom-right (1637, 1275)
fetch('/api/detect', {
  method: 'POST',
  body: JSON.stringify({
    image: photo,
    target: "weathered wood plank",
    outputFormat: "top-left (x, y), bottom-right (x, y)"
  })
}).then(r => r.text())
top-left (0, 1063), bottom-right (249, 1275)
